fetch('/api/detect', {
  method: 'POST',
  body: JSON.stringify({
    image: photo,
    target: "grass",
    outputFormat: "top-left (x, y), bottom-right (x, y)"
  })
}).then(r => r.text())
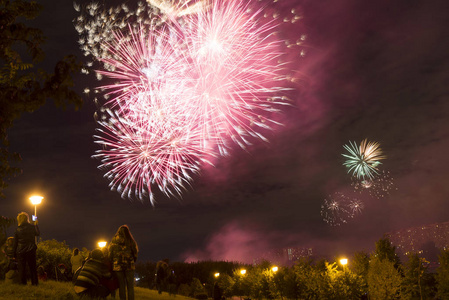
top-left (0, 280), bottom-right (196, 300)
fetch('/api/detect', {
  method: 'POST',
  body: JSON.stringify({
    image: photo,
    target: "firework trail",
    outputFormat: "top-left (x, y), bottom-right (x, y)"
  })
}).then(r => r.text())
top-left (75, 0), bottom-right (304, 203)
top-left (321, 192), bottom-right (363, 226)
top-left (342, 139), bottom-right (385, 180)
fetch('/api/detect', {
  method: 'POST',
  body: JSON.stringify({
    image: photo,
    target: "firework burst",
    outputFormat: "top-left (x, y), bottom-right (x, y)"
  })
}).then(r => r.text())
top-left (93, 108), bottom-right (213, 203)
top-left (347, 198), bottom-right (364, 217)
top-left (321, 192), bottom-right (364, 226)
top-left (75, 0), bottom-right (304, 203)
top-left (342, 139), bottom-right (385, 180)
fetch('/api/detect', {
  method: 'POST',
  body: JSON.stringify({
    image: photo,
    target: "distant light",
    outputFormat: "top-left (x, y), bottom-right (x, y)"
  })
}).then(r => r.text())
top-left (340, 258), bottom-right (348, 266)
top-left (271, 266), bottom-right (278, 272)
top-left (98, 241), bottom-right (107, 248)
top-left (214, 272), bottom-right (220, 278)
top-left (240, 269), bottom-right (246, 275)
top-left (29, 196), bottom-right (43, 205)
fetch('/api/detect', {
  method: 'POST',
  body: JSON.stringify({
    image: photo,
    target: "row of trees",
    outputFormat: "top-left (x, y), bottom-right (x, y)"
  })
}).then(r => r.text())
top-left (133, 238), bottom-right (449, 299)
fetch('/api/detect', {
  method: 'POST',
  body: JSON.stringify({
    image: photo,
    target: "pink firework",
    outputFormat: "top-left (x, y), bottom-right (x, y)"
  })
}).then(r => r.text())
top-left (77, 0), bottom-right (302, 203)
top-left (97, 0), bottom-right (291, 154)
top-left (94, 108), bottom-right (212, 204)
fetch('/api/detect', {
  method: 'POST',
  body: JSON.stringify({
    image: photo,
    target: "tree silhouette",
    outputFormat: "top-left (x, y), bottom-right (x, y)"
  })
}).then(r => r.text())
top-left (375, 236), bottom-right (401, 269)
top-left (0, 0), bottom-right (83, 196)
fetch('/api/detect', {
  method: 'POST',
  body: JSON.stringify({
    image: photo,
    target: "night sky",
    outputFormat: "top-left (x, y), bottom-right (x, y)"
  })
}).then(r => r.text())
top-left (3, 0), bottom-right (449, 263)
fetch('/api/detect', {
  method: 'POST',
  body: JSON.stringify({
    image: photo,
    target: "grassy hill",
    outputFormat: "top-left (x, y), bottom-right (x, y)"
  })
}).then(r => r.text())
top-left (0, 280), bottom-right (195, 300)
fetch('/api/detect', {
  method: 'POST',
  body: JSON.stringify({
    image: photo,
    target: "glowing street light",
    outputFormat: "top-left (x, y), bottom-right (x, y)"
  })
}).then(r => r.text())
top-left (340, 258), bottom-right (348, 272)
top-left (29, 195), bottom-right (43, 219)
top-left (240, 269), bottom-right (246, 275)
top-left (98, 241), bottom-right (107, 249)
top-left (214, 272), bottom-right (220, 278)
top-left (271, 266), bottom-right (278, 273)
top-left (29, 195), bottom-right (43, 243)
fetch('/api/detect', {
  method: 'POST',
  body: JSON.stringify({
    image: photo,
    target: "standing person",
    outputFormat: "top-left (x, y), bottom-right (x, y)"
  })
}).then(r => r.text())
top-left (108, 225), bottom-right (138, 300)
top-left (71, 248), bottom-right (85, 275)
top-left (155, 259), bottom-right (169, 294)
top-left (13, 212), bottom-right (40, 285)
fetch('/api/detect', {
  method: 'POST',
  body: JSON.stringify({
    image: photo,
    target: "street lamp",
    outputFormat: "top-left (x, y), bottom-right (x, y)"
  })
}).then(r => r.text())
top-left (29, 195), bottom-right (43, 243)
top-left (271, 266), bottom-right (278, 273)
top-left (29, 195), bottom-right (43, 219)
top-left (98, 241), bottom-right (107, 249)
top-left (240, 269), bottom-right (246, 275)
top-left (214, 272), bottom-right (220, 278)
top-left (340, 258), bottom-right (348, 271)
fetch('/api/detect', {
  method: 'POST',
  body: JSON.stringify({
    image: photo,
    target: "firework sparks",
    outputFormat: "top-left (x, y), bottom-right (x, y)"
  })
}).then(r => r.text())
top-left (75, 0), bottom-right (304, 203)
top-left (352, 170), bottom-right (396, 199)
top-left (348, 198), bottom-right (364, 217)
top-left (93, 108), bottom-right (213, 203)
top-left (321, 192), bottom-right (363, 226)
top-left (146, 0), bottom-right (209, 17)
top-left (342, 139), bottom-right (385, 180)
top-left (321, 193), bottom-right (347, 226)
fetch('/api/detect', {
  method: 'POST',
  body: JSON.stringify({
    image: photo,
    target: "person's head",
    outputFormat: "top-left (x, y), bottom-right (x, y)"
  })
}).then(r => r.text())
top-left (115, 225), bottom-right (133, 242)
top-left (17, 212), bottom-right (30, 226)
top-left (73, 248), bottom-right (79, 256)
top-left (91, 248), bottom-right (104, 261)
top-left (116, 225), bottom-right (130, 237)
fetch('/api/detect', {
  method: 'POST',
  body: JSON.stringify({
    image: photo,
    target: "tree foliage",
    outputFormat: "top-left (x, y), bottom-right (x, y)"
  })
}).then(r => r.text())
top-left (36, 239), bottom-right (72, 280)
top-left (217, 273), bottom-right (234, 298)
top-left (436, 249), bottom-right (449, 299)
top-left (402, 253), bottom-right (434, 299)
top-left (0, 0), bottom-right (83, 196)
top-left (190, 277), bottom-right (206, 297)
top-left (368, 255), bottom-right (402, 299)
top-left (374, 236), bottom-right (401, 269)
top-left (0, 215), bottom-right (16, 246)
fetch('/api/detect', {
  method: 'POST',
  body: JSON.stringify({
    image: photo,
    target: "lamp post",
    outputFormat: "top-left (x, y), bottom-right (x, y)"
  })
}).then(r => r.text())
top-left (238, 269), bottom-right (247, 300)
top-left (271, 266), bottom-right (278, 273)
top-left (29, 195), bottom-right (43, 219)
top-left (213, 272), bottom-right (220, 299)
top-left (29, 195), bottom-right (43, 243)
top-left (340, 258), bottom-right (348, 271)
